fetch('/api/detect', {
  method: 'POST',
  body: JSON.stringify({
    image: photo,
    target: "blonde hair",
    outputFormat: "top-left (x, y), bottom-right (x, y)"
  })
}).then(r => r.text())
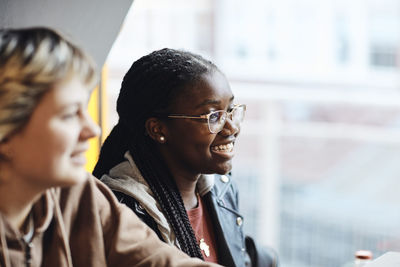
top-left (0, 27), bottom-right (98, 142)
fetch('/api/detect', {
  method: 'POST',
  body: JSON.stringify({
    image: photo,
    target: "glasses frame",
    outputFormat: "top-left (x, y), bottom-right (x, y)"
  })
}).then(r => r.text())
top-left (167, 104), bottom-right (246, 133)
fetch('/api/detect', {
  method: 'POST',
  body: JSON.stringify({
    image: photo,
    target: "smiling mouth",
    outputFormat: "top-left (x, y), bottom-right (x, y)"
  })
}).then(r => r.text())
top-left (71, 153), bottom-right (87, 165)
top-left (211, 142), bottom-right (234, 152)
top-left (70, 147), bottom-right (88, 165)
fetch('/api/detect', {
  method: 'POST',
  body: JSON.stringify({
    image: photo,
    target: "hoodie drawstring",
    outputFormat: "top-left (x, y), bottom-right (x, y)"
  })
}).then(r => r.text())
top-left (0, 216), bottom-right (11, 267)
top-left (21, 212), bottom-right (34, 267)
top-left (50, 189), bottom-right (73, 267)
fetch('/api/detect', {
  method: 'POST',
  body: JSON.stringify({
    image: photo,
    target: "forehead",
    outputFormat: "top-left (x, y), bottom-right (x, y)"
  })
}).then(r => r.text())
top-left (37, 78), bottom-right (90, 112)
top-left (54, 77), bottom-right (90, 101)
top-left (173, 71), bottom-right (233, 111)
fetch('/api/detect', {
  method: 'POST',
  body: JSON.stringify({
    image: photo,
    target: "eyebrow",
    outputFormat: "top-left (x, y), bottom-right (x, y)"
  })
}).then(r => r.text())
top-left (57, 102), bottom-right (80, 112)
top-left (195, 95), bottom-right (235, 108)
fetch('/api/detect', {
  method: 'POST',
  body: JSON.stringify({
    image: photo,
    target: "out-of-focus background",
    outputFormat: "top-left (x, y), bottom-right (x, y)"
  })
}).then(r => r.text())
top-left (3, 0), bottom-right (398, 266)
top-left (104, 0), bottom-right (400, 267)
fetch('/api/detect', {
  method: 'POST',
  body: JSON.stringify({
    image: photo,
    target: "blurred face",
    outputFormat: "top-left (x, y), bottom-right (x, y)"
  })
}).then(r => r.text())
top-left (161, 71), bottom-right (241, 177)
top-left (0, 77), bottom-right (99, 189)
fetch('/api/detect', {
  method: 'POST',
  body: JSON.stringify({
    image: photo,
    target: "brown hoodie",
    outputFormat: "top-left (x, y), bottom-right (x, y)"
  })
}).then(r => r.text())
top-left (0, 174), bottom-right (222, 267)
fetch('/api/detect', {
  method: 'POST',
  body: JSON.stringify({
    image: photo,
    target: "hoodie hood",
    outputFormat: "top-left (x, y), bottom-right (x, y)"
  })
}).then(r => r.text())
top-left (0, 191), bottom-right (53, 267)
top-left (0, 189), bottom-right (72, 267)
top-left (100, 151), bottom-right (215, 245)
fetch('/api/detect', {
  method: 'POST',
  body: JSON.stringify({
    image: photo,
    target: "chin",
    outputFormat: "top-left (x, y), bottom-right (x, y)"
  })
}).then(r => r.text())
top-left (57, 170), bottom-right (88, 187)
top-left (71, 170), bottom-right (88, 183)
top-left (214, 163), bottom-right (232, 175)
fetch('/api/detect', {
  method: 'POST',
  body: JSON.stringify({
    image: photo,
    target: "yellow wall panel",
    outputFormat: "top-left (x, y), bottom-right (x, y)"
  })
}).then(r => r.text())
top-left (85, 86), bottom-right (100, 173)
top-left (85, 66), bottom-right (108, 173)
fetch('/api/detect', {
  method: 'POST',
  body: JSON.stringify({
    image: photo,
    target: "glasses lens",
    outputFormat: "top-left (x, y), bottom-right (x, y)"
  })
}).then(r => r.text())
top-left (208, 111), bottom-right (226, 133)
top-left (232, 105), bottom-right (245, 124)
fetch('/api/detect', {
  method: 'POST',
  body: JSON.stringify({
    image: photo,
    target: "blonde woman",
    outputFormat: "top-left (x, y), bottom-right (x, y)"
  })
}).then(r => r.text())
top-left (0, 27), bottom-right (222, 267)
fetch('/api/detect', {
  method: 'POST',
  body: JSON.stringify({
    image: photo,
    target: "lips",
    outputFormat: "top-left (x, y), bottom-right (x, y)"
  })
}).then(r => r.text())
top-left (71, 146), bottom-right (88, 157)
top-left (70, 146), bottom-right (89, 165)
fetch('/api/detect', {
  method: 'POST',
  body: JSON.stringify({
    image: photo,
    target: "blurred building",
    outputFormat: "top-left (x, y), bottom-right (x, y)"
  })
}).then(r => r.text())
top-left (105, 0), bottom-right (400, 266)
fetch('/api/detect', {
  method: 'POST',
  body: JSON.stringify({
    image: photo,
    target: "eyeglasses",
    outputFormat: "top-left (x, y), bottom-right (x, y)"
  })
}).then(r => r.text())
top-left (167, 104), bottom-right (246, 133)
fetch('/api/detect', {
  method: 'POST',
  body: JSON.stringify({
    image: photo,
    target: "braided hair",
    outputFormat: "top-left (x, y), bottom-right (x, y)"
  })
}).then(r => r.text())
top-left (93, 48), bottom-right (218, 259)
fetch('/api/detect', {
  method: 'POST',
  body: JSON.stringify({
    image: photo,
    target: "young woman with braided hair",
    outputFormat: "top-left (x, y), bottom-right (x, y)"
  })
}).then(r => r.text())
top-left (0, 28), bottom-right (222, 267)
top-left (93, 48), bottom-right (277, 267)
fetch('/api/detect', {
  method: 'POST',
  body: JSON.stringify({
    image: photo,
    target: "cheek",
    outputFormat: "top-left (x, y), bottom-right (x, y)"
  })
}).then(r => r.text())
top-left (186, 132), bottom-right (215, 154)
top-left (44, 127), bottom-right (76, 161)
top-left (197, 137), bottom-right (215, 153)
top-left (167, 132), bottom-right (214, 165)
top-left (171, 123), bottom-right (214, 147)
top-left (44, 127), bottom-right (86, 184)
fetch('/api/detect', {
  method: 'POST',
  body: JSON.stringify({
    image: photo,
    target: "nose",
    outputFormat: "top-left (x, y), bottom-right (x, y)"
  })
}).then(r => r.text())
top-left (80, 110), bottom-right (100, 140)
top-left (219, 116), bottom-right (240, 136)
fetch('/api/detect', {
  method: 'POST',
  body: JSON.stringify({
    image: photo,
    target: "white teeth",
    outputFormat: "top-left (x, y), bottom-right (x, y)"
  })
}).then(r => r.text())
top-left (212, 142), bottom-right (234, 152)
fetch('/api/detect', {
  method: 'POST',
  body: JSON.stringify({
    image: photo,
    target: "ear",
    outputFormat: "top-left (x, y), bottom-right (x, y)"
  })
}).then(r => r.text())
top-left (145, 117), bottom-right (168, 144)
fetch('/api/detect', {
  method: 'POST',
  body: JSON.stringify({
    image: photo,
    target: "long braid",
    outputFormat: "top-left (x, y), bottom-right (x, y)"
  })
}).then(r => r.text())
top-left (130, 137), bottom-right (203, 258)
top-left (93, 48), bottom-right (217, 259)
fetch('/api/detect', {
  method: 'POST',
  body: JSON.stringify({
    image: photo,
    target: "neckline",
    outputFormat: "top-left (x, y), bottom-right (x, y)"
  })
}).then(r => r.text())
top-left (187, 193), bottom-right (202, 218)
